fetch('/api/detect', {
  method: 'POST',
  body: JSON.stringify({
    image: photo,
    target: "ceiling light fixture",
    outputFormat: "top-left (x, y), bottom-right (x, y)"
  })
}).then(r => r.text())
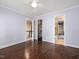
top-left (31, 0), bottom-right (38, 8)
top-left (32, 2), bottom-right (37, 8)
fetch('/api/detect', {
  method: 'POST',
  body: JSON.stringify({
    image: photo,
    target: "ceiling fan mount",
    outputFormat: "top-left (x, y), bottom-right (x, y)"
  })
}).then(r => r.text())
top-left (31, 0), bottom-right (39, 8)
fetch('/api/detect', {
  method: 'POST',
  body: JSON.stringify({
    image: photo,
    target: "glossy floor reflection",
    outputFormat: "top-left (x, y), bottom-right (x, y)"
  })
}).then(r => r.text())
top-left (0, 40), bottom-right (79, 59)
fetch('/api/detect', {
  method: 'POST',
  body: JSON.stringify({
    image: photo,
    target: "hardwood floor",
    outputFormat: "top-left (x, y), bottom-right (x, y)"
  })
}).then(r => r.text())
top-left (0, 40), bottom-right (79, 59)
top-left (55, 39), bottom-right (64, 45)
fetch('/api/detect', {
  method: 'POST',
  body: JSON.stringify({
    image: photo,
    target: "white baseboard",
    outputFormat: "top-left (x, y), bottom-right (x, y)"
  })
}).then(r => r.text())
top-left (43, 40), bottom-right (53, 43)
top-left (43, 40), bottom-right (79, 48)
top-left (64, 44), bottom-right (79, 48)
top-left (1, 39), bottom-right (79, 49)
top-left (0, 40), bottom-right (26, 49)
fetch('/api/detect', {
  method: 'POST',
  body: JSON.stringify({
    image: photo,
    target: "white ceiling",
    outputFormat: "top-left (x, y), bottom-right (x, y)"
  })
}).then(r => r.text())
top-left (0, 0), bottom-right (79, 17)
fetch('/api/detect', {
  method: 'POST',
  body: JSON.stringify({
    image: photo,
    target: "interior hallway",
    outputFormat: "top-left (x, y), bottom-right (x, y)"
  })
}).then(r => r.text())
top-left (0, 40), bottom-right (79, 59)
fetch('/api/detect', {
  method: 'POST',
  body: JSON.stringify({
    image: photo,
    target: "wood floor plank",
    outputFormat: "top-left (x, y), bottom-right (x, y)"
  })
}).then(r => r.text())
top-left (0, 40), bottom-right (79, 59)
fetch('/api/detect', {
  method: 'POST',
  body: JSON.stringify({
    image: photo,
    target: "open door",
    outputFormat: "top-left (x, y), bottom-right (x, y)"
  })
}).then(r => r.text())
top-left (26, 20), bottom-right (32, 40)
top-left (38, 20), bottom-right (42, 42)
top-left (54, 16), bottom-right (64, 45)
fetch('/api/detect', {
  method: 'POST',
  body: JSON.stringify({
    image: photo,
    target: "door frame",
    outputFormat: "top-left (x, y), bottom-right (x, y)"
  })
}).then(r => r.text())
top-left (25, 19), bottom-right (32, 41)
top-left (38, 19), bottom-right (43, 41)
top-left (53, 14), bottom-right (65, 45)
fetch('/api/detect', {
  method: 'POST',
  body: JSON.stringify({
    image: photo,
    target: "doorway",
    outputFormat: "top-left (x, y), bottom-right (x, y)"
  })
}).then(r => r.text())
top-left (38, 20), bottom-right (42, 42)
top-left (26, 20), bottom-right (32, 40)
top-left (54, 16), bottom-right (64, 45)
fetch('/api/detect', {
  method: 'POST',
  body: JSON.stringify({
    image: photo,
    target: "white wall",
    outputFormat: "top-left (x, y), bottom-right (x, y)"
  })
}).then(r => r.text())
top-left (0, 7), bottom-right (26, 49)
top-left (1, 5), bottom-right (79, 49)
top-left (34, 5), bottom-right (79, 48)
top-left (65, 6), bottom-right (79, 48)
top-left (33, 16), bottom-right (54, 42)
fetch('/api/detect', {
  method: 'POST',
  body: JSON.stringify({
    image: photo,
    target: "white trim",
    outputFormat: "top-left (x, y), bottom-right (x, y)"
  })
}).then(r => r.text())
top-left (51, 5), bottom-right (79, 15)
top-left (43, 40), bottom-right (79, 48)
top-left (43, 39), bottom-right (53, 43)
top-left (0, 6), bottom-right (29, 17)
top-left (53, 15), bottom-right (65, 44)
top-left (0, 40), bottom-right (26, 49)
top-left (64, 44), bottom-right (79, 48)
top-left (35, 5), bottom-right (79, 17)
top-left (25, 18), bottom-right (33, 41)
top-left (53, 16), bottom-right (55, 44)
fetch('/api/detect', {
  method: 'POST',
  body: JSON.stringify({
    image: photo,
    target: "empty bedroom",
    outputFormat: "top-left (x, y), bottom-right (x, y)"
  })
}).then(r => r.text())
top-left (0, 0), bottom-right (79, 59)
